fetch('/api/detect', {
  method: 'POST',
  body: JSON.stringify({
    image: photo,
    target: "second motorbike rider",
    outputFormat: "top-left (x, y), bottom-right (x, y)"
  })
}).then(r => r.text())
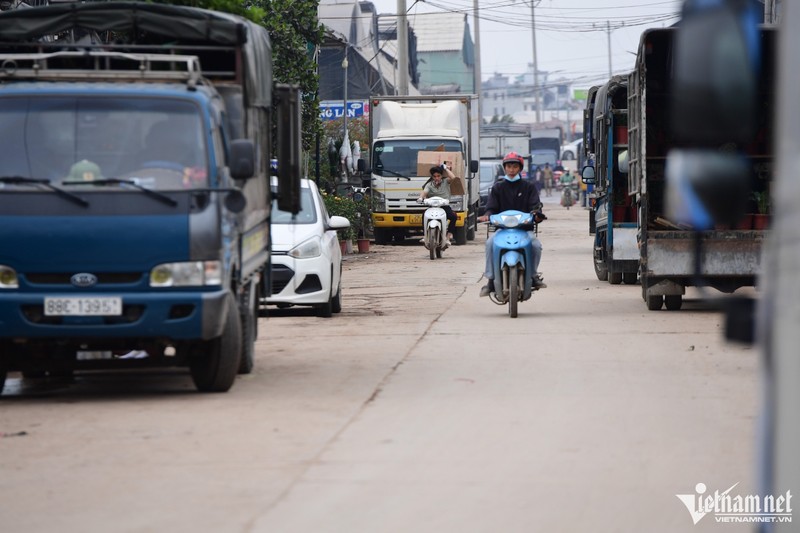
top-left (477, 151), bottom-right (547, 296)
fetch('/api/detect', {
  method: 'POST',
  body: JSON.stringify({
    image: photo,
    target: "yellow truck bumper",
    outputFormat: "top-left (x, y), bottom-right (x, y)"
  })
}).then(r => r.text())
top-left (372, 212), bottom-right (466, 228)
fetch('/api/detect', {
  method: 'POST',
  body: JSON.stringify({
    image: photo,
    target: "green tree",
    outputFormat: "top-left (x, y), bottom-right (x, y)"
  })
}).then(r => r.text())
top-left (257, 0), bottom-right (324, 151)
top-left (160, 0), bottom-right (324, 152)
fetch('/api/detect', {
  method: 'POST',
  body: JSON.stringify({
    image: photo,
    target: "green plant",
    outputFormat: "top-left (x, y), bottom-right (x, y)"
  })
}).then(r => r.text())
top-left (322, 192), bottom-right (357, 241)
top-left (753, 191), bottom-right (770, 215)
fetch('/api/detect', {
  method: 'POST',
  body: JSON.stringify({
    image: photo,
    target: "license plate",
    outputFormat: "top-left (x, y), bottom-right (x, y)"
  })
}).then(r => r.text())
top-left (44, 297), bottom-right (122, 316)
top-left (410, 215), bottom-right (423, 224)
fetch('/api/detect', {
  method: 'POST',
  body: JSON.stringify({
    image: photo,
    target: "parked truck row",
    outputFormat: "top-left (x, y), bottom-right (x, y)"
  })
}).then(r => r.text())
top-left (582, 26), bottom-right (775, 311)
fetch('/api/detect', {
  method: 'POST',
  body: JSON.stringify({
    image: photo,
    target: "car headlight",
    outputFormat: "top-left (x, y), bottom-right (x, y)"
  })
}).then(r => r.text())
top-left (0, 265), bottom-right (18, 289)
top-left (150, 261), bottom-right (222, 287)
top-left (288, 236), bottom-right (321, 259)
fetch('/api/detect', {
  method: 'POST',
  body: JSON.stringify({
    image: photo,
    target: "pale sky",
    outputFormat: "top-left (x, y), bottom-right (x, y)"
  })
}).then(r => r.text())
top-left (367, 0), bottom-right (682, 90)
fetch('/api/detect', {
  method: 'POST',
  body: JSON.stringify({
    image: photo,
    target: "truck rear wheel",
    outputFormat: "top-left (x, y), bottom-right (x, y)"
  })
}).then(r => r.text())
top-left (0, 354), bottom-right (7, 395)
top-left (466, 221), bottom-right (476, 241)
top-left (190, 293), bottom-right (242, 392)
top-left (623, 272), bottom-right (638, 285)
top-left (647, 294), bottom-right (664, 311)
top-left (665, 295), bottom-right (683, 311)
top-left (609, 272), bottom-right (623, 285)
top-left (238, 282), bottom-right (257, 375)
top-left (454, 224), bottom-right (467, 245)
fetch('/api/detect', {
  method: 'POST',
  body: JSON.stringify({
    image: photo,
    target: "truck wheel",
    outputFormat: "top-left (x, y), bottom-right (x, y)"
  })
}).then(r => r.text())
top-left (0, 355), bottom-right (7, 395)
top-left (609, 271), bottom-right (623, 285)
top-left (665, 295), bottom-right (683, 311)
top-left (454, 225), bottom-right (467, 245)
top-left (238, 282), bottom-right (257, 375)
top-left (466, 221), bottom-right (476, 241)
top-left (647, 294), bottom-right (664, 311)
top-left (508, 265), bottom-right (520, 318)
top-left (190, 293), bottom-right (242, 392)
top-left (623, 272), bottom-right (638, 285)
top-left (374, 228), bottom-right (389, 245)
top-left (594, 259), bottom-right (608, 281)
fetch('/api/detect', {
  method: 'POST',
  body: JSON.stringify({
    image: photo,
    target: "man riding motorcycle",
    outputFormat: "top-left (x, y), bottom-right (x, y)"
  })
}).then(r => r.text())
top-left (477, 151), bottom-right (547, 296)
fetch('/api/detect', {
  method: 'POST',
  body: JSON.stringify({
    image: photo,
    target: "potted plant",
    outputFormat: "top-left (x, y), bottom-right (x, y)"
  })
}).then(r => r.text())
top-left (752, 191), bottom-right (770, 230)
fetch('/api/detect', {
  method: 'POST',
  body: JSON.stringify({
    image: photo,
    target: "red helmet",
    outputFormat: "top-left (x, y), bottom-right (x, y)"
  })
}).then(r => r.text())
top-left (503, 151), bottom-right (524, 167)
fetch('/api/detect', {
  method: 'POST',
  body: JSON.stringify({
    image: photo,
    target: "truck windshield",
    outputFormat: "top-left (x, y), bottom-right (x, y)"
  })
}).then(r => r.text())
top-left (530, 151), bottom-right (556, 167)
top-left (0, 97), bottom-right (208, 190)
top-left (373, 139), bottom-right (462, 177)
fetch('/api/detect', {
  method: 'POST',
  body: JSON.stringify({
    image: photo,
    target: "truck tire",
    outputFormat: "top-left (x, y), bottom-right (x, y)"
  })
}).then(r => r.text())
top-left (454, 224), bottom-right (467, 245)
top-left (238, 282), bottom-right (256, 375)
top-left (594, 259), bottom-right (608, 281)
top-left (190, 293), bottom-right (242, 392)
top-left (609, 271), bottom-right (622, 285)
top-left (647, 294), bottom-right (664, 311)
top-left (665, 295), bottom-right (683, 311)
top-left (466, 219), bottom-right (476, 241)
top-left (623, 272), bottom-right (638, 285)
top-left (374, 228), bottom-right (389, 245)
top-left (0, 354), bottom-right (7, 395)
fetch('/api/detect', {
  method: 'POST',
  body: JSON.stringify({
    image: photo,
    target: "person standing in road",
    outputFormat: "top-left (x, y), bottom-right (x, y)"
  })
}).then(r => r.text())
top-left (542, 162), bottom-right (554, 196)
top-left (418, 163), bottom-right (458, 244)
top-left (477, 152), bottom-right (547, 296)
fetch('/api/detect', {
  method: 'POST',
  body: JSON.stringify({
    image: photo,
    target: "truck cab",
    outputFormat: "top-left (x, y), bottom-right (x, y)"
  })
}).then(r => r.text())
top-left (0, 3), bottom-right (301, 394)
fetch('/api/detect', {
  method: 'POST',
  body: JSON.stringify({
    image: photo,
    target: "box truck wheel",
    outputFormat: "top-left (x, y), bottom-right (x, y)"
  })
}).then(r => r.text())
top-left (238, 281), bottom-right (257, 375)
top-left (374, 228), bottom-right (389, 245)
top-left (190, 293), bottom-right (242, 392)
top-left (454, 224), bottom-right (467, 245)
top-left (0, 354), bottom-right (7, 395)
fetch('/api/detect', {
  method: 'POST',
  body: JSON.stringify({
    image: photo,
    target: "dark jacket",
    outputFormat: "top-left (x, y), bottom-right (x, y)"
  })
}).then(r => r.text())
top-left (485, 178), bottom-right (542, 217)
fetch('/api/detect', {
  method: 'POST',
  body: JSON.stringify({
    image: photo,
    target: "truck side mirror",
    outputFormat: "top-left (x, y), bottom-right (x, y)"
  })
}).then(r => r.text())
top-left (229, 139), bottom-right (255, 180)
top-left (469, 160), bottom-right (479, 173)
top-left (357, 158), bottom-right (366, 173)
top-left (581, 165), bottom-right (595, 185)
top-left (617, 150), bottom-right (629, 174)
top-left (275, 84), bottom-right (302, 214)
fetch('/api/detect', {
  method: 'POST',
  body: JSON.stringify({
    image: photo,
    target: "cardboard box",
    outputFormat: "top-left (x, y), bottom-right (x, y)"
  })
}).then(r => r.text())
top-left (416, 151), bottom-right (466, 195)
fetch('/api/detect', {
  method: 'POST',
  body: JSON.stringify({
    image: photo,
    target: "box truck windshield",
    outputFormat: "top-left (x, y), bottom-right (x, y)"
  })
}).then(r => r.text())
top-left (373, 139), bottom-right (462, 177)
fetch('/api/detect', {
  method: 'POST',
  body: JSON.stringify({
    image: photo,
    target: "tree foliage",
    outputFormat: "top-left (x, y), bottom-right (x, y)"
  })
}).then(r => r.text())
top-left (158, 0), bottom-right (324, 152)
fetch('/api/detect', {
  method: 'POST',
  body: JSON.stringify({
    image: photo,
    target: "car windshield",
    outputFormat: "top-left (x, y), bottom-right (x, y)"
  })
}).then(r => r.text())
top-left (372, 139), bottom-right (462, 177)
top-left (271, 186), bottom-right (317, 224)
top-left (0, 96), bottom-right (208, 190)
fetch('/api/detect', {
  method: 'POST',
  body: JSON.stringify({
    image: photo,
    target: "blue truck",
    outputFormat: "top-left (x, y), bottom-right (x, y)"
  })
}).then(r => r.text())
top-left (0, 3), bottom-right (301, 393)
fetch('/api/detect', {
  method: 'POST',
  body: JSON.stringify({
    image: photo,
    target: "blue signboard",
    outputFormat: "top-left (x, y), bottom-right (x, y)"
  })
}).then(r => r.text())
top-left (320, 100), bottom-right (369, 120)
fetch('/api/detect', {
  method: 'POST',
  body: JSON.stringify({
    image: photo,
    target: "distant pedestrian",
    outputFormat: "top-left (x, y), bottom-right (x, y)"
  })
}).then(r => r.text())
top-left (542, 163), bottom-right (553, 197)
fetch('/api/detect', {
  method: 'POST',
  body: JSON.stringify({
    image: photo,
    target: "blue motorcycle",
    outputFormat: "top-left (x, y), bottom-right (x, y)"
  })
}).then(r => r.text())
top-left (488, 210), bottom-right (546, 317)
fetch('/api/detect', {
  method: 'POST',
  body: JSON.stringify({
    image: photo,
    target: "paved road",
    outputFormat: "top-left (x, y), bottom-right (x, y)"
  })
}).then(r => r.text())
top-left (0, 198), bottom-right (759, 533)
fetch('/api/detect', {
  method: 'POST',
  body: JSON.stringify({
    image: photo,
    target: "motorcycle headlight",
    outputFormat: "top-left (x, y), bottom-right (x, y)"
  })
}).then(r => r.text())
top-left (150, 261), bottom-right (222, 287)
top-left (500, 214), bottom-right (522, 227)
top-left (288, 236), bottom-right (321, 259)
top-left (0, 265), bottom-right (18, 289)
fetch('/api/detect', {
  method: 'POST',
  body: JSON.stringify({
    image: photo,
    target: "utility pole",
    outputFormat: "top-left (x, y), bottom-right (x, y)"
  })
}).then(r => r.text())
top-left (397, 0), bottom-right (409, 95)
top-left (531, 0), bottom-right (541, 123)
top-left (596, 20), bottom-right (625, 79)
top-left (473, 0), bottom-right (482, 120)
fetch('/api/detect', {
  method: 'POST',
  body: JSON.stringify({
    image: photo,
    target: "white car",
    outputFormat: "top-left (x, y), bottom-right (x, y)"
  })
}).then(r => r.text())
top-left (561, 138), bottom-right (583, 160)
top-left (265, 178), bottom-right (350, 317)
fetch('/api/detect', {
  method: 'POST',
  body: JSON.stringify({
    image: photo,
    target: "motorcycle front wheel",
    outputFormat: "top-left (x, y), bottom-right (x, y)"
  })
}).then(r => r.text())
top-left (428, 227), bottom-right (440, 260)
top-left (508, 264), bottom-right (520, 318)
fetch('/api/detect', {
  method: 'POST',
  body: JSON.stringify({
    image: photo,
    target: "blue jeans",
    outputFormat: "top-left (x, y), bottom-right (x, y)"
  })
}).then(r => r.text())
top-left (484, 232), bottom-right (542, 281)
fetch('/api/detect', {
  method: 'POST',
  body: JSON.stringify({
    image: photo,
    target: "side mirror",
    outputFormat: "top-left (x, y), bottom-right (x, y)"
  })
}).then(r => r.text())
top-left (274, 84), bottom-right (302, 214)
top-left (328, 215), bottom-right (350, 231)
top-left (469, 160), bottom-right (479, 173)
top-left (617, 150), bottom-right (629, 174)
top-left (229, 139), bottom-right (255, 180)
top-left (357, 158), bottom-right (366, 173)
top-left (224, 189), bottom-right (247, 213)
top-left (581, 165), bottom-right (596, 185)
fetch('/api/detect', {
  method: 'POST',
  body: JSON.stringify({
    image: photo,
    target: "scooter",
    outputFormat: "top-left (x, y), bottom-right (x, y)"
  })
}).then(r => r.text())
top-left (419, 196), bottom-right (449, 260)
top-left (488, 209), bottom-right (546, 317)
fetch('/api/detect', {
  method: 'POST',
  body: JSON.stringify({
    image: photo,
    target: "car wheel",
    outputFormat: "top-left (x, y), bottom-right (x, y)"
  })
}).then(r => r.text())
top-left (332, 276), bottom-right (342, 314)
top-left (317, 276), bottom-right (334, 318)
